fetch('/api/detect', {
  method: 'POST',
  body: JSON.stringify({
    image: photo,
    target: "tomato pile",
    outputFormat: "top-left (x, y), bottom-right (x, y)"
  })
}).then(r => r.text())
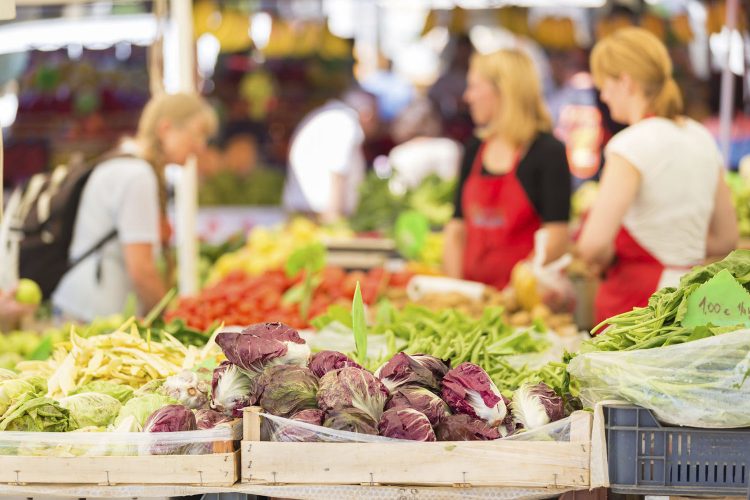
top-left (165, 267), bottom-right (412, 330)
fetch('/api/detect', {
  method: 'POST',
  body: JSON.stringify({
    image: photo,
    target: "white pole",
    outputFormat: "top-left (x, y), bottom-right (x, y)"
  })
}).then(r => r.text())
top-left (0, 114), bottom-right (3, 222)
top-left (0, 1), bottom-right (15, 220)
top-left (718, 0), bottom-right (739, 167)
top-left (170, 0), bottom-right (199, 296)
top-left (0, 2), bottom-right (15, 21)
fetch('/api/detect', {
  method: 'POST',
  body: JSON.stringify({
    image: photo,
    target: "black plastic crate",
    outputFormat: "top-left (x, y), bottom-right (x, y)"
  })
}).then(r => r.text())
top-left (604, 405), bottom-right (750, 496)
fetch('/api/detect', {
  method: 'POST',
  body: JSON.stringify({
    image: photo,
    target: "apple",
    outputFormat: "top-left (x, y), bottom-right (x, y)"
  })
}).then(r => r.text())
top-left (14, 279), bottom-right (42, 306)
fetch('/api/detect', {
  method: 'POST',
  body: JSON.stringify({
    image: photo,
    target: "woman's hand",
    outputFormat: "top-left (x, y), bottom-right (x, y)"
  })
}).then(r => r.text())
top-left (123, 243), bottom-right (168, 314)
top-left (706, 168), bottom-right (739, 258)
top-left (540, 222), bottom-right (570, 264)
top-left (442, 218), bottom-right (466, 279)
top-left (577, 154), bottom-right (641, 268)
top-left (0, 289), bottom-right (36, 331)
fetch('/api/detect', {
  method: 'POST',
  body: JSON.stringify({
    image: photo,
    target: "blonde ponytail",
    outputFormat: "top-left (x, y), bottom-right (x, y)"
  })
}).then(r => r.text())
top-left (652, 77), bottom-right (683, 119)
top-left (590, 27), bottom-right (683, 120)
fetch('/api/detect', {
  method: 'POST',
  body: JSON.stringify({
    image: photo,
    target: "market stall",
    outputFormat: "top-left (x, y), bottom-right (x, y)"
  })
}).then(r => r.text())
top-left (1, 0), bottom-right (750, 499)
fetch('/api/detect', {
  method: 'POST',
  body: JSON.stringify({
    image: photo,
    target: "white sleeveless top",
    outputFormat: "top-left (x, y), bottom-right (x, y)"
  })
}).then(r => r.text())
top-left (605, 117), bottom-right (722, 286)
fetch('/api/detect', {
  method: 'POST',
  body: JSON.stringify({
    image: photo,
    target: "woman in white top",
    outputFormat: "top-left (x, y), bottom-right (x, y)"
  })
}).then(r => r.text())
top-left (53, 94), bottom-right (217, 321)
top-left (577, 27), bottom-right (738, 325)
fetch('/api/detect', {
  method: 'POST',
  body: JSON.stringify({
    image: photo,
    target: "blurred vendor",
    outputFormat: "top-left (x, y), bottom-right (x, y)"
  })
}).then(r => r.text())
top-left (577, 28), bottom-right (738, 324)
top-left (443, 49), bottom-right (571, 289)
top-left (388, 97), bottom-right (462, 189)
top-left (198, 123), bottom-right (284, 206)
top-left (282, 89), bottom-right (378, 222)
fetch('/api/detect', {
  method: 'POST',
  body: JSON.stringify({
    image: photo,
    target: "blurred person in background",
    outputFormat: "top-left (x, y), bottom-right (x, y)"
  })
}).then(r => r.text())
top-left (282, 88), bottom-right (378, 222)
top-left (53, 93), bottom-right (217, 322)
top-left (388, 96), bottom-right (462, 189)
top-left (429, 34), bottom-right (474, 143)
top-left (576, 28), bottom-right (738, 325)
top-left (199, 122), bottom-right (284, 206)
top-left (443, 49), bottom-right (571, 289)
top-left (361, 54), bottom-right (414, 123)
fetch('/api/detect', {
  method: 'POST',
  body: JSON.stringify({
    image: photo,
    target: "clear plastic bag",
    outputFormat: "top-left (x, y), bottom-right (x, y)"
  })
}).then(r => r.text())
top-left (568, 329), bottom-right (750, 428)
top-left (259, 411), bottom-right (575, 443)
top-left (510, 230), bottom-right (575, 314)
top-left (0, 423), bottom-right (239, 457)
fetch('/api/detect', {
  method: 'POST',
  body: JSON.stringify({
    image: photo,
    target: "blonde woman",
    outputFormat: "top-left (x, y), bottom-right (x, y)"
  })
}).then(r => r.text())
top-left (53, 93), bottom-right (217, 321)
top-left (443, 49), bottom-right (571, 289)
top-left (577, 28), bottom-right (738, 324)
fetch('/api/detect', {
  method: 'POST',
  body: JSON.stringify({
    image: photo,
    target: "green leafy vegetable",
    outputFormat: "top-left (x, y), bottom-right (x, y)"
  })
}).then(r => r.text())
top-left (143, 288), bottom-right (178, 327)
top-left (71, 381), bottom-right (135, 403)
top-left (394, 211), bottom-right (429, 260)
top-left (352, 282), bottom-right (367, 367)
top-left (0, 379), bottom-right (36, 416)
top-left (0, 396), bottom-right (74, 432)
top-left (60, 392), bottom-right (122, 428)
top-left (586, 251), bottom-right (750, 353)
top-left (114, 393), bottom-right (177, 431)
top-left (311, 304), bottom-right (352, 330)
top-left (284, 243), bottom-right (327, 322)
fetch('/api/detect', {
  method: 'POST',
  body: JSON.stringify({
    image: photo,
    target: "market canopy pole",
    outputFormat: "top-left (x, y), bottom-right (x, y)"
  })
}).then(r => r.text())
top-left (169, 0), bottom-right (200, 296)
top-left (719, 0), bottom-right (739, 167)
top-left (0, 1), bottom-right (15, 220)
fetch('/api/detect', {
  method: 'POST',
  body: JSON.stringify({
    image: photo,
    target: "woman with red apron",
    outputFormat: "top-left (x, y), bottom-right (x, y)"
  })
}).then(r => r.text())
top-left (577, 28), bottom-right (738, 326)
top-left (443, 49), bottom-right (571, 289)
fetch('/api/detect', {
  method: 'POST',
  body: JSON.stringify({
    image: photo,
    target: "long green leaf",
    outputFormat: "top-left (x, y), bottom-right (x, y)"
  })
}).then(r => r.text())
top-left (143, 288), bottom-right (177, 327)
top-left (352, 282), bottom-right (367, 366)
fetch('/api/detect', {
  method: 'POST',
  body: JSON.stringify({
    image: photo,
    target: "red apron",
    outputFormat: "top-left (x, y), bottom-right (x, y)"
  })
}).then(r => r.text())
top-left (462, 143), bottom-right (541, 289)
top-left (594, 227), bottom-right (665, 325)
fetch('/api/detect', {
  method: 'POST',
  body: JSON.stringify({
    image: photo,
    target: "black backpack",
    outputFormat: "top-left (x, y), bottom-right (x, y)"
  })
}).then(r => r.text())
top-left (9, 152), bottom-right (133, 299)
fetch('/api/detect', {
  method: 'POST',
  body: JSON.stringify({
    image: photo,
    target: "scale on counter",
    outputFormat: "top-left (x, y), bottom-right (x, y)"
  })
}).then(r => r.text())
top-left (321, 236), bottom-right (400, 270)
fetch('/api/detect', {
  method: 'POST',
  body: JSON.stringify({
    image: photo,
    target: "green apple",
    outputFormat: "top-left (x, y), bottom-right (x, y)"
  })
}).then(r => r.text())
top-left (14, 279), bottom-right (42, 306)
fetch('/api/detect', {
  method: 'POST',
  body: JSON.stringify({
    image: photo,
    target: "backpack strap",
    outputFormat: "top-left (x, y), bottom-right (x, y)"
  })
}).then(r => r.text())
top-left (65, 227), bottom-right (118, 274)
top-left (64, 150), bottom-right (147, 277)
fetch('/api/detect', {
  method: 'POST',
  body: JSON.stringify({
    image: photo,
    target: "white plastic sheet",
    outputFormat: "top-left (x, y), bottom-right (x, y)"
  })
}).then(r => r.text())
top-left (260, 411), bottom-right (575, 443)
top-left (568, 329), bottom-right (750, 428)
top-left (0, 424), bottom-right (238, 457)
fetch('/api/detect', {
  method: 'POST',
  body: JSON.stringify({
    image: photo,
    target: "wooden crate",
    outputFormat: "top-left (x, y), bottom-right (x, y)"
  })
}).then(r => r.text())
top-left (241, 407), bottom-right (592, 488)
top-left (0, 420), bottom-right (242, 487)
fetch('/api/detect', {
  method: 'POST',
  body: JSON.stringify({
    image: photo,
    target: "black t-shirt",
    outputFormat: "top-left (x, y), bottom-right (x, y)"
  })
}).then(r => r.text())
top-left (453, 132), bottom-right (571, 223)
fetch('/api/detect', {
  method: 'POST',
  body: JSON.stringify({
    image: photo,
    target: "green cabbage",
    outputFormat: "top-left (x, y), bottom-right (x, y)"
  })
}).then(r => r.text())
top-left (20, 375), bottom-right (47, 396)
top-left (0, 368), bottom-right (17, 382)
top-left (60, 392), bottom-right (122, 428)
top-left (0, 396), bottom-right (74, 432)
top-left (71, 381), bottom-right (134, 403)
top-left (114, 393), bottom-right (177, 431)
top-left (0, 379), bottom-right (35, 416)
top-left (134, 379), bottom-right (166, 396)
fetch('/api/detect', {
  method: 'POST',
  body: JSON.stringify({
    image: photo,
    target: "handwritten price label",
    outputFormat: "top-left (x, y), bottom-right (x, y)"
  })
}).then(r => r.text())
top-left (682, 269), bottom-right (750, 328)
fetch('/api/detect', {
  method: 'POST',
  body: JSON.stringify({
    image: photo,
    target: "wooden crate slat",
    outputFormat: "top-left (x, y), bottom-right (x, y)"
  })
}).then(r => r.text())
top-left (241, 441), bottom-right (589, 487)
top-left (0, 451), bottom-right (239, 486)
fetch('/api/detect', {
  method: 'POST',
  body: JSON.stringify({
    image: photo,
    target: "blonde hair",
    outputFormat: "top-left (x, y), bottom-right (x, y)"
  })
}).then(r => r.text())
top-left (136, 92), bottom-right (218, 170)
top-left (590, 27), bottom-right (683, 119)
top-left (470, 49), bottom-right (552, 146)
top-left (133, 92), bottom-right (217, 211)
